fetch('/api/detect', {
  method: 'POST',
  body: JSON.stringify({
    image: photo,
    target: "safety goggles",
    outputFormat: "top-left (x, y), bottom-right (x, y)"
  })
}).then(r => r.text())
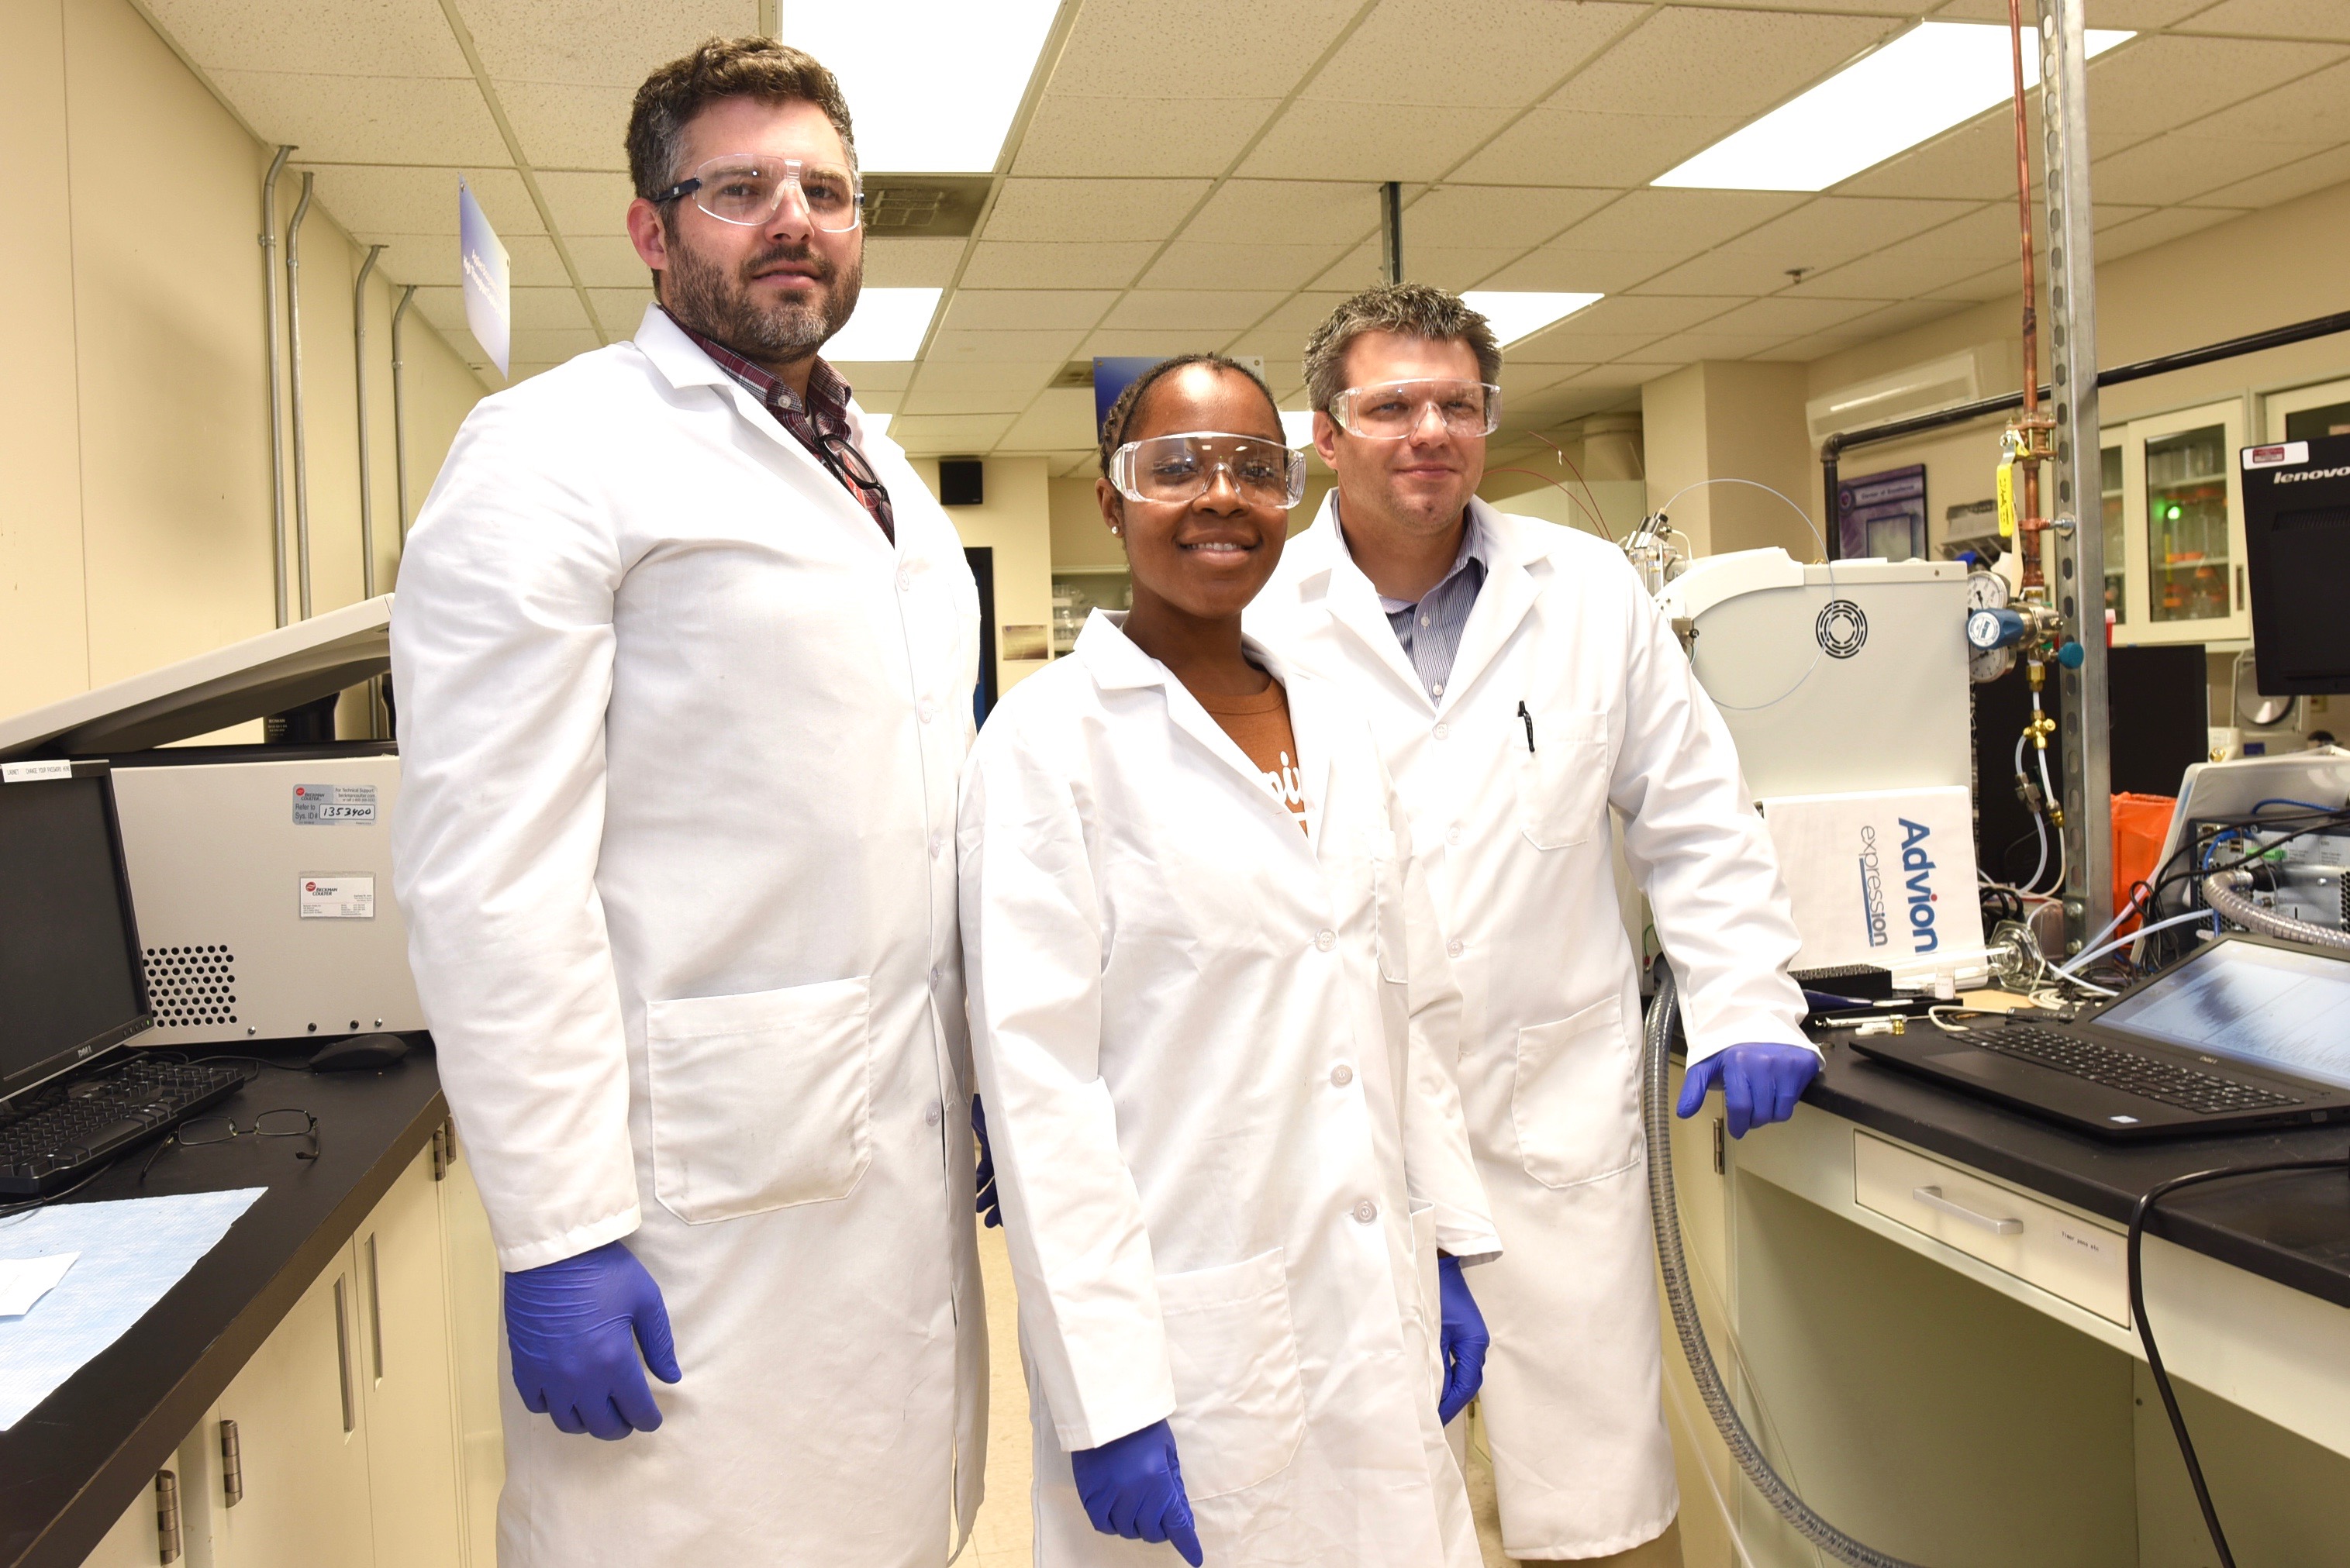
top-left (652, 153), bottom-right (863, 232)
top-left (1109, 432), bottom-right (1307, 508)
top-left (1326, 379), bottom-right (1503, 439)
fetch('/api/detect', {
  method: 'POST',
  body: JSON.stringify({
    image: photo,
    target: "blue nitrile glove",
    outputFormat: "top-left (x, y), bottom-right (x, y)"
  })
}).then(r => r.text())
top-left (1437, 1253), bottom-right (1489, 1424)
top-left (1675, 1042), bottom-right (1821, 1138)
top-left (972, 1096), bottom-right (1002, 1228)
top-left (504, 1239), bottom-right (681, 1441)
top-left (1069, 1418), bottom-right (1204, 1566)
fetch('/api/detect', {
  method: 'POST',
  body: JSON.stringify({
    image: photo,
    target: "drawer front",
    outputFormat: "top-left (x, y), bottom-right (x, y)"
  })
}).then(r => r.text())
top-left (1854, 1132), bottom-right (2130, 1326)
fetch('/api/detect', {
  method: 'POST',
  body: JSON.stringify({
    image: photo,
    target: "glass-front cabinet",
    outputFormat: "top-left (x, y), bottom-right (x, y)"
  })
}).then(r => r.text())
top-left (2101, 443), bottom-right (2124, 628)
top-left (2266, 375), bottom-right (2350, 443)
top-left (2113, 396), bottom-right (2250, 645)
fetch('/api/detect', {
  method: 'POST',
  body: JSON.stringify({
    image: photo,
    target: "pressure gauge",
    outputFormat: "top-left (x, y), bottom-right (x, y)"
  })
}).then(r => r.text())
top-left (1965, 568), bottom-right (2010, 612)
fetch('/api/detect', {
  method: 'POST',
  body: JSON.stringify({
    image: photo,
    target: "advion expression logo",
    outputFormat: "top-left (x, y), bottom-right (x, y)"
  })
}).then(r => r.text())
top-left (1899, 817), bottom-right (1940, 954)
top-left (1856, 825), bottom-right (1889, 949)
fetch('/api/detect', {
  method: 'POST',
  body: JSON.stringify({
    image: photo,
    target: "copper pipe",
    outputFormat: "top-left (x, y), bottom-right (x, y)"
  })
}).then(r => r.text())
top-left (2008, 0), bottom-right (2046, 591)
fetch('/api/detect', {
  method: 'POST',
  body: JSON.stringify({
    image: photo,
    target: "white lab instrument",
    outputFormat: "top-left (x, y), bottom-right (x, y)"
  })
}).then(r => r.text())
top-left (961, 615), bottom-right (1498, 1567)
top-left (1759, 786), bottom-right (1988, 984)
top-left (1247, 498), bottom-right (1810, 1559)
top-left (392, 307), bottom-right (985, 1567)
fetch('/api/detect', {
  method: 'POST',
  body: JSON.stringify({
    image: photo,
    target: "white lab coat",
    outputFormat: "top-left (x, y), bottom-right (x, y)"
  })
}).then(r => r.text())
top-left (1246, 498), bottom-right (1811, 1559)
top-left (960, 612), bottom-right (1501, 1568)
top-left (390, 306), bottom-right (985, 1567)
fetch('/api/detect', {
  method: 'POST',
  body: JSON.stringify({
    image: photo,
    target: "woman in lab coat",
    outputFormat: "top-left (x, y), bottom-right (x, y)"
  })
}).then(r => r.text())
top-left (959, 354), bottom-right (1502, 1567)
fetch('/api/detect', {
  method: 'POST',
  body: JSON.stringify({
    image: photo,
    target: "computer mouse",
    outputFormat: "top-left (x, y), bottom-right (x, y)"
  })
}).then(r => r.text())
top-left (309, 1032), bottom-right (411, 1073)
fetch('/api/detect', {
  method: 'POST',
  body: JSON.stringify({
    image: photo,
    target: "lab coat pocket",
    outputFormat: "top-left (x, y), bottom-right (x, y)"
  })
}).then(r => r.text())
top-left (1510, 994), bottom-right (1641, 1189)
top-left (644, 977), bottom-right (874, 1223)
top-left (1156, 1248), bottom-right (1308, 1501)
top-left (1517, 710), bottom-right (1610, 851)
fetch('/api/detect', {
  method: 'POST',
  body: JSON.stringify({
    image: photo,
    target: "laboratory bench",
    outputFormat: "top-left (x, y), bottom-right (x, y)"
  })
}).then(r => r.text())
top-left (1662, 1029), bottom-right (2350, 1568)
top-left (2, 1042), bottom-right (503, 1568)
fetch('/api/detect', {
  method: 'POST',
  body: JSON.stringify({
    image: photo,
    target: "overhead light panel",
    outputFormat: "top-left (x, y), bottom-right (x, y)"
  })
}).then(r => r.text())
top-left (826, 288), bottom-right (942, 361)
top-left (1461, 291), bottom-right (1604, 348)
top-left (783, 2), bottom-right (1061, 173)
top-left (1281, 410), bottom-right (1317, 450)
top-left (1654, 22), bottom-right (2131, 192)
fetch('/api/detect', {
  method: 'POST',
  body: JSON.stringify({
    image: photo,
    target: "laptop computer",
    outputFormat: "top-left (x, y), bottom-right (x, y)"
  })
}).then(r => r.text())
top-left (1848, 933), bottom-right (2350, 1139)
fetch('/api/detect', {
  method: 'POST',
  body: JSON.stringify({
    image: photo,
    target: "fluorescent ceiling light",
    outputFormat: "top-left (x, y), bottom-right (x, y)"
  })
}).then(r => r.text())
top-left (1281, 410), bottom-right (1317, 450)
top-left (1655, 22), bottom-right (2131, 192)
top-left (783, 2), bottom-right (1060, 172)
top-left (1461, 291), bottom-right (1605, 348)
top-left (826, 287), bottom-right (941, 361)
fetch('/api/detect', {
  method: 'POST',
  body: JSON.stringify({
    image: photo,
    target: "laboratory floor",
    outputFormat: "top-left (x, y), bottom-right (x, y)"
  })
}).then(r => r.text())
top-left (966, 1223), bottom-right (1568, 1567)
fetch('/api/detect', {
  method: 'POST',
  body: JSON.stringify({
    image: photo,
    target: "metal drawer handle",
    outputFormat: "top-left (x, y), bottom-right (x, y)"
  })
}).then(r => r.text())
top-left (1912, 1184), bottom-right (2024, 1235)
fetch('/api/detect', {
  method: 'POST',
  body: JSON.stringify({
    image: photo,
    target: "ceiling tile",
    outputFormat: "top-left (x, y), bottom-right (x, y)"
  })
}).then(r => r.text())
top-left (1632, 250), bottom-right (1820, 297)
top-left (831, 361), bottom-right (916, 392)
top-left (1836, 115), bottom-right (2037, 202)
top-left (143, 0), bottom-right (471, 77)
top-left (1793, 245), bottom-right (2000, 301)
top-left (1552, 189), bottom-right (1808, 253)
top-left (460, 1), bottom-right (755, 85)
top-left (960, 241), bottom-right (1157, 288)
top-left (1696, 294), bottom-right (1889, 338)
top-left (1215, 336), bottom-right (1307, 390)
top-left (1539, 295), bottom-right (1729, 337)
top-left (1234, 102), bottom-right (1514, 182)
top-left (985, 179), bottom-right (1213, 243)
top-left (998, 388), bottom-right (1101, 450)
top-left (536, 170), bottom-right (637, 235)
top-left (1557, 9), bottom-right (1900, 119)
top-left (305, 164), bottom-right (537, 238)
top-left (2175, 0), bottom-right (2350, 40)
top-left (205, 71), bottom-right (508, 163)
top-left (2177, 57), bottom-right (2350, 143)
top-left (2094, 204), bottom-right (2243, 259)
top-left (1568, 361), bottom-right (1681, 390)
top-left (1834, 297), bottom-right (1984, 339)
top-left (2093, 131), bottom-right (2328, 204)
top-left (1081, 328), bottom-right (1237, 358)
top-left (494, 80), bottom-right (633, 171)
top-left (926, 328), bottom-right (1091, 363)
top-left (2087, 35), bottom-right (2348, 138)
top-left (1451, 109), bottom-right (1744, 188)
top-left (1637, 329), bottom-right (1800, 360)
top-left (1045, 0), bottom-right (1363, 99)
top-left (911, 360), bottom-right (1060, 395)
top-left (899, 387), bottom-right (1035, 416)
top-left (864, 236), bottom-right (968, 288)
top-left (1927, 261), bottom-right (2026, 302)
top-left (411, 285), bottom-right (468, 333)
top-left (1246, 293), bottom-right (1358, 337)
top-left (565, 234), bottom-right (654, 288)
top-left (1404, 185), bottom-right (1618, 248)
top-left (1306, 0), bottom-right (1644, 108)
top-left (589, 287), bottom-right (654, 336)
top-left (1185, 180), bottom-right (1398, 243)
top-left (888, 413), bottom-right (1018, 450)
top-left (940, 291), bottom-right (1120, 331)
top-left (1480, 246), bottom-right (1683, 294)
top-left (1930, 0), bottom-right (2207, 25)
top-left (1499, 363), bottom-right (1579, 398)
top-left (1100, 291), bottom-right (1291, 331)
top-left (380, 231), bottom-right (575, 288)
top-left (1510, 332), bottom-right (1675, 364)
top-left (1717, 197), bottom-right (1986, 273)
top-left (1013, 96), bottom-right (1279, 178)
top-left (2217, 142), bottom-right (2350, 208)
top-left (1141, 242), bottom-right (1355, 291)
top-left (1313, 240), bottom-right (1528, 291)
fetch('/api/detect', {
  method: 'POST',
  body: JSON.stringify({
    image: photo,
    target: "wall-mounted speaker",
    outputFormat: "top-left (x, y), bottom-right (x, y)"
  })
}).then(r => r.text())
top-left (939, 458), bottom-right (984, 507)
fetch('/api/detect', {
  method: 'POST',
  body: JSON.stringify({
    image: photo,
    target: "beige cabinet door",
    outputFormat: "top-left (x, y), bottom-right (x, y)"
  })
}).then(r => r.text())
top-left (356, 1146), bottom-right (466, 1567)
top-left (77, 1479), bottom-right (164, 1568)
top-left (436, 1129), bottom-right (506, 1568)
top-left (212, 1246), bottom-right (375, 1567)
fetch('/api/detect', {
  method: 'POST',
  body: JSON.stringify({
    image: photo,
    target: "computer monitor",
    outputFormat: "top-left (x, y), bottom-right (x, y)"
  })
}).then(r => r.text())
top-left (0, 763), bottom-right (151, 1098)
top-left (2097, 935), bottom-right (2350, 1092)
top-left (2241, 432), bottom-right (2350, 695)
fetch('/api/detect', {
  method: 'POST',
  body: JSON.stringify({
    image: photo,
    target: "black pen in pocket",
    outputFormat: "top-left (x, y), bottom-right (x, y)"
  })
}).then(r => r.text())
top-left (1517, 701), bottom-right (1536, 753)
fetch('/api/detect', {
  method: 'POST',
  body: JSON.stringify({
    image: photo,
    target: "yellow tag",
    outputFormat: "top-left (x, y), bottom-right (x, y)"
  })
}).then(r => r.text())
top-left (1996, 457), bottom-right (2017, 539)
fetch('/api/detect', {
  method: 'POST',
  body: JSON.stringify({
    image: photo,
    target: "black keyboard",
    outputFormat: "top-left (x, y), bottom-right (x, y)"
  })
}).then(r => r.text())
top-left (1983, 1025), bottom-right (2303, 1116)
top-left (0, 1058), bottom-right (254, 1197)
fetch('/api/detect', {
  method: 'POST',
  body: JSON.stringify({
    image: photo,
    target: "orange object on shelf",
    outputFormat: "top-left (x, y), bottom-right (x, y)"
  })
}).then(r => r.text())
top-left (2112, 792), bottom-right (2177, 936)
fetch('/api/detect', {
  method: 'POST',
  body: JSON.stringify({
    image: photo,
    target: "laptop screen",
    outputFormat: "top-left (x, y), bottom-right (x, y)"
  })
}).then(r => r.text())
top-left (2099, 938), bottom-right (2350, 1091)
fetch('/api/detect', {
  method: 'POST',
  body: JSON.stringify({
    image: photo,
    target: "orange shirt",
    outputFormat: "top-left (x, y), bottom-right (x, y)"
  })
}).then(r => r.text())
top-left (1194, 681), bottom-right (1310, 834)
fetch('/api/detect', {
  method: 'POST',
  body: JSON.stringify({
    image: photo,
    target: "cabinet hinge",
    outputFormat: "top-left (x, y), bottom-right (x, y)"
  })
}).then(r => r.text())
top-left (431, 1121), bottom-right (450, 1180)
top-left (1712, 1116), bottom-right (1727, 1176)
top-left (154, 1470), bottom-right (181, 1564)
top-left (219, 1418), bottom-right (243, 1506)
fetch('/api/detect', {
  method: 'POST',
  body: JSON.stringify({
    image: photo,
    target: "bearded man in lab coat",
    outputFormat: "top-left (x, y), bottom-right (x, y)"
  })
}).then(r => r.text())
top-left (1245, 283), bottom-right (1820, 1566)
top-left (391, 38), bottom-right (985, 1567)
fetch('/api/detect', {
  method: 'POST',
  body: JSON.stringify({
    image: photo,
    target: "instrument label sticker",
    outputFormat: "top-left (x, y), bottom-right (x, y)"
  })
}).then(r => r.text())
top-left (292, 783), bottom-right (377, 825)
top-left (1, 760), bottom-right (74, 784)
top-left (298, 875), bottom-right (375, 920)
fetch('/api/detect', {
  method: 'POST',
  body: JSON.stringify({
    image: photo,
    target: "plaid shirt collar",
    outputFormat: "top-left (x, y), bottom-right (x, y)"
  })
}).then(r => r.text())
top-left (661, 306), bottom-right (856, 429)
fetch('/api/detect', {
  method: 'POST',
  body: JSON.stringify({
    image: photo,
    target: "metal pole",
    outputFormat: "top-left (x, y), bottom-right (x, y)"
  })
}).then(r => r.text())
top-left (1380, 181), bottom-right (1403, 285)
top-left (260, 146), bottom-right (294, 629)
top-left (2041, 0), bottom-right (2110, 946)
top-left (391, 284), bottom-right (417, 549)
top-left (354, 245), bottom-right (383, 600)
top-left (285, 172), bottom-right (316, 622)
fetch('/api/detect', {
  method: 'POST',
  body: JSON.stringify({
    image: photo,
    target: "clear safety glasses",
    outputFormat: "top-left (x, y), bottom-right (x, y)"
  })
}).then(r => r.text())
top-left (1326, 379), bottom-right (1503, 440)
top-left (652, 153), bottom-right (864, 232)
top-left (1109, 432), bottom-right (1307, 508)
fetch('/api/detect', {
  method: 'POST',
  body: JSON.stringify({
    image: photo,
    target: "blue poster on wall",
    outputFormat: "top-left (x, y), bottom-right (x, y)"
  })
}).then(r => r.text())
top-left (1836, 463), bottom-right (1927, 561)
top-left (459, 180), bottom-right (510, 377)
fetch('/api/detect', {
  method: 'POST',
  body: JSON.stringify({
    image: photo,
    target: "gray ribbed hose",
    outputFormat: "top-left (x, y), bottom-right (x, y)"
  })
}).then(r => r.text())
top-left (2201, 868), bottom-right (2350, 952)
top-left (1644, 971), bottom-right (1928, 1568)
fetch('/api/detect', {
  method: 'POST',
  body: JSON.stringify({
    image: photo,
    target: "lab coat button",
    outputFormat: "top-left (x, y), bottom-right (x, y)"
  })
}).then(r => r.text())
top-left (917, 697), bottom-right (937, 723)
top-left (930, 832), bottom-right (946, 859)
top-left (1351, 1200), bottom-right (1378, 1224)
top-left (924, 1103), bottom-right (943, 1128)
top-left (1330, 1063), bottom-right (1354, 1087)
top-left (1447, 938), bottom-right (1465, 959)
top-left (1445, 825), bottom-right (1461, 847)
top-left (1433, 723), bottom-right (1449, 740)
top-left (1314, 929), bottom-right (1337, 952)
top-left (896, 566), bottom-right (914, 591)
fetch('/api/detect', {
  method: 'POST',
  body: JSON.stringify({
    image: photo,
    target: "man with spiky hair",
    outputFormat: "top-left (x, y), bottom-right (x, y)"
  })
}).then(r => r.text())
top-left (392, 38), bottom-right (985, 1566)
top-left (1248, 283), bottom-right (1817, 1566)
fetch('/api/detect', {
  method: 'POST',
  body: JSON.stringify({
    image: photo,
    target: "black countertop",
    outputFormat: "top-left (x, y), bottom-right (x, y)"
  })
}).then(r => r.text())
top-left (1803, 1029), bottom-right (2350, 1311)
top-left (0, 1044), bottom-right (446, 1568)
